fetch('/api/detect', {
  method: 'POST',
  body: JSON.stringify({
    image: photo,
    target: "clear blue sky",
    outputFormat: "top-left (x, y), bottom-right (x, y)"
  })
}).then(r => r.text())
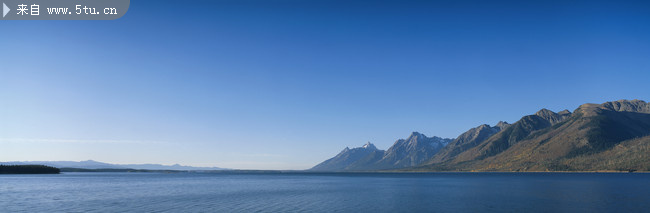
top-left (1, 0), bottom-right (649, 169)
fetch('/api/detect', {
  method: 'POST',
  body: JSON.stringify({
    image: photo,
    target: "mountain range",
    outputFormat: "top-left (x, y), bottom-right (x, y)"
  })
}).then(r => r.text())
top-left (311, 133), bottom-right (453, 171)
top-left (311, 99), bottom-right (650, 172)
top-left (0, 160), bottom-right (227, 171)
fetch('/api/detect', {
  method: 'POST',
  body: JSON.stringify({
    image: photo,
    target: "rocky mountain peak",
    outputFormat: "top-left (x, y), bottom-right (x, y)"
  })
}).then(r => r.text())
top-left (408, 131), bottom-right (424, 139)
top-left (534, 108), bottom-right (571, 125)
top-left (477, 124), bottom-right (491, 129)
top-left (578, 99), bottom-right (649, 116)
top-left (362, 142), bottom-right (377, 150)
top-left (495, 121), bottom-right (511, 130)
top-left (535, 108), bottom-right (557, 117)
top-left (602, 99), bottom-right (649, 114)
top-left (576, 103), bottom-right (603, 116)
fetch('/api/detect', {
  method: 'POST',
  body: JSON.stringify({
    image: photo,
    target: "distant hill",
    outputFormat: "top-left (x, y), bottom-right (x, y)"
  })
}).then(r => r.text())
top-left (1, 160), bottom-right (227, 171)
top-left (1, 160), bottom-right (127, 169)
top-left (312, 99), bottom-right (650, 172)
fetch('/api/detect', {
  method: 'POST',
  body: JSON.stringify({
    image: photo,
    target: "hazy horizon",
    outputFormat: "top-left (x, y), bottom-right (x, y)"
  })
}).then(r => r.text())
top-left (2, 0), bottom-right (650, 170)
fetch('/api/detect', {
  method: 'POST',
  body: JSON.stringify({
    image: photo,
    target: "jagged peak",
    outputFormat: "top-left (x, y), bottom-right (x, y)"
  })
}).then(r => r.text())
top-left (602, 99), bottom-right (649, 113)
top-left (615, 99), bottom-right (645, 104)
top-left (580, 99), bottom-right (647, 107)
top-left (410, 131), bottom-right (424, 137)
top-left (535, 108), bottom-right (557, 117)
top-left (406, 131), bottom-right (450, 141)
top-left (406, 131), bottom-right (426, 140)
top-left (472, 124), bottom-right (496, 133)
top-left (578, 103), bottom-right (600, 109)
top-left (495, 121), bottom-right (511, 130)
top-left (578, 99), bottom-right (649, 115)
top-left (362, 142), bottom-right (377, 150)
top-left (533, 108), bottom-right (573, 125)
top-left (477, 124), bottom-right (491, 129)
top-left (558, 109), bottom-right (571, 115)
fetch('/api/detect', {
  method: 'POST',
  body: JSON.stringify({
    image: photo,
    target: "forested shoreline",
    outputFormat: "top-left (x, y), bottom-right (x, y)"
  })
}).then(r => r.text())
top-left (0, 165), bottom-right (60, 174)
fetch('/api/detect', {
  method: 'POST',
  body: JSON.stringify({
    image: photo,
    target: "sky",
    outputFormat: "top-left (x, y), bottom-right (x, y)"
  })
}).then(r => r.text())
top-left (1, 0), bottom-right (650, 170)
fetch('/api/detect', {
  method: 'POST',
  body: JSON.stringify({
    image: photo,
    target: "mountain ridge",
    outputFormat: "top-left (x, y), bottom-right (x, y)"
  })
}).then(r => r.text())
top-left (419, 99), bottom-right (650, 171)
top-left (313, 99), bottom-right (650, 172)
top-left (310, 132), bottom-right (453, 171)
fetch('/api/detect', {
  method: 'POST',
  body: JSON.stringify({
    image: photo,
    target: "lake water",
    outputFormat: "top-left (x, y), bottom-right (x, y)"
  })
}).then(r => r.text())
top-left (0, 172), bottom-right (648, 212)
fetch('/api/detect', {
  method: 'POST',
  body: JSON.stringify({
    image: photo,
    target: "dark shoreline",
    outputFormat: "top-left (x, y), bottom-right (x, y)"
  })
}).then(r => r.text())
top-left (56, 168), bottom-right (648, 174)
top-left (0, 165), bottom-right (642, 175)
top-left (0, 165), bottom-right (60, 174)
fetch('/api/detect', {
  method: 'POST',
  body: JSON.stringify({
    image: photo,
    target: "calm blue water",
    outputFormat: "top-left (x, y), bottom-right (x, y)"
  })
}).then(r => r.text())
top-left (0, 172), bottom-right (648, 212)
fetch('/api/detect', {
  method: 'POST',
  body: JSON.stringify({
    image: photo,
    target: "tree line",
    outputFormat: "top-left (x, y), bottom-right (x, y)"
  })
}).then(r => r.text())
top-left (0, 165), bottom-right (60, 174)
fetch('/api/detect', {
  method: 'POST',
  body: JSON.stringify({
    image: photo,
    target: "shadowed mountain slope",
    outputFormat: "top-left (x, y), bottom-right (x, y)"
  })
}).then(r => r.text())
top-left (429, 122), bottom-right (510, 164)
top-left (420, 99), bottom-right (650, 171)
top-left (313, 99), bottom-right (650, 172)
